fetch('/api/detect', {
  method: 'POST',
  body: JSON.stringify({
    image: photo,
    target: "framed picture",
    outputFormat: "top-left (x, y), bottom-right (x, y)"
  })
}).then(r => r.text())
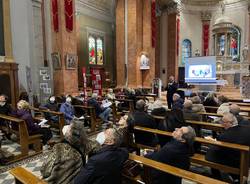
top-left (40, 83), bottom-right (48, 89)
top-left (65, 53), bottom-right (77, 69)
top-left (51, 52), bottom-right (61, 70)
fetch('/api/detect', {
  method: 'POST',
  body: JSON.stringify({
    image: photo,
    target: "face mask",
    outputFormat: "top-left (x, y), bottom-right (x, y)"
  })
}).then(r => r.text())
top-left (66, 97), bottom-right (72, 103)
top-left (0, 102), bottom-right (6, 107)
top-left (62, 125), bottom-right (71, 136)
top-left (50, 97), bottom-right (55, 103)
top-left (96, 132), bottom-right (106, 145)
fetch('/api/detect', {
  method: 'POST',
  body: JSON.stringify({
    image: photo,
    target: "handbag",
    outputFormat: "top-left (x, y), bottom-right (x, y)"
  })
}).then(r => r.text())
top-left (122, 160), bottom-right (142, 177)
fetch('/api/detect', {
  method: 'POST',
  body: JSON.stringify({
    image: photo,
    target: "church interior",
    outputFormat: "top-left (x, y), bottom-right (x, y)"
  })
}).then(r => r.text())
top-left (0, 0), bottom-right (250, 183)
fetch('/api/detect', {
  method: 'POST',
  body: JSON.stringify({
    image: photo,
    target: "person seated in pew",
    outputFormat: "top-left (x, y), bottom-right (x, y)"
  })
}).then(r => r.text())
top-left (39, 96), bottom-right (59, 123)
top-left (60, 95), bottom-right (75, 124)
top-left (183, 100), bottom-right (203, 121)
top-left (106, 88), bottom-right (116, 101)
top-left (217, 95), bottom-right (230, 115)
top-left (205, 112), bottom-right (250, 181)
top-left (0, 94), bottom-right (12, 115)
top-left (229, 104), bottom-right (250, 126)
top-left (74, 128), bottom-right (128, 184)
top-left (145, 126), bottom-right (196, 184)
top-left (157, 109), bottom-right (187, 147)
top-left (203, 92), bottom-right (219, 108)
top-left (190, 96), bottom-right (206, 113)
top-left (41, 120), bottom-right (100, 184)
top-left (127, 99), bottom-right (158, 147)
top-left (0, 94), bottom-right (13, 136)
top-left (12, 100), bottom-right (52, 145)
top-left (171, 93), bottom-right (184, 110)
top-left (149, 99), bottom-right (168, 117)
top-left (87, 93), bottom-right (112, 124)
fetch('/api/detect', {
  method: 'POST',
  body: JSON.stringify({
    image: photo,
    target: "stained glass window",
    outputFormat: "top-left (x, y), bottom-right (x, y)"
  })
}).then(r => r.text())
top-left (219, 34), bottom-right (225, 56)
top-left (88, 36), bottom-right (96, 64)
top-left (97, 38), bottom-right (103, 65)
top-left (230, 26), bottom-right (240, 61)
top-left (88, 34), bottom-right (104, 65)
top-left (182, 39), bottom-right (192, 65)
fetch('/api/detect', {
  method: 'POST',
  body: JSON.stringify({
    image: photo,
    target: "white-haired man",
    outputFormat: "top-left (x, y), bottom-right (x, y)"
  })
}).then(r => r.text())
top-left (206, 112), bottom-right (250, 180)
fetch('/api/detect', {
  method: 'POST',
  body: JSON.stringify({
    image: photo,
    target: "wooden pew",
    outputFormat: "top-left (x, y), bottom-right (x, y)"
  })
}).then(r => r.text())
top-left (204, 106), bottom-right (250, 116)
top-left (10, 167), bottom-right (47, 184)
top-left (9, 156), bottom-right (228, 184)
top-left (133, 126), bottom-right (249, 184)
top-left (0, 114), bottom-right (42, 163)
top-left (73, 105), bottom-right (101, 133)
top-left (127, 153), bottom-right (228, 184)
top-left (30, 107), bottom-right (65, 140)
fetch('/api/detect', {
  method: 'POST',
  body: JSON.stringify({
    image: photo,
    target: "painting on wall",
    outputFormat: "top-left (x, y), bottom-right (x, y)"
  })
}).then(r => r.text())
top-left (51, 52), bottom-right (61, 70)
top-left (65, 53), bottom-right (77, 69)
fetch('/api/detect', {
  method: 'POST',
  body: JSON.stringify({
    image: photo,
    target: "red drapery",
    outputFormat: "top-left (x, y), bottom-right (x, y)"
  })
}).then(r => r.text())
top-left (176, 17), bottom-right (180, 56)
top-left (64, 0), bottom-right (73, 32)
top-left (90, 68), bottom-right (102, 96)
top-left (52, 0), bottom-right (59, 32)
top-left (203, 23), bottom-right (209, 56)
top-left (151, 0), bottom-right (156, 48)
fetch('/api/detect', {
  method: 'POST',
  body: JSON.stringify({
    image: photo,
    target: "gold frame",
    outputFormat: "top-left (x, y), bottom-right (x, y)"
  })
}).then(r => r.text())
top-left (2, 0), bottom-right (13, 62)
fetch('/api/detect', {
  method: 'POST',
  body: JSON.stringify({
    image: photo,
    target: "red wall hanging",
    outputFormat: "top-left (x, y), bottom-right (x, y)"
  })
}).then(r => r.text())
top-left (203, 23), bottom-right (210, 56)
top-left (65, 0), bottom-right (73, 32)
top-left (52, 0), bottom-right (59, 32)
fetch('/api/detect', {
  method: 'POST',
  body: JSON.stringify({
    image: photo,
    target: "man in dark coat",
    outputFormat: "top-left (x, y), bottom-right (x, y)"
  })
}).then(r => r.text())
top-left (146, 126), bottom-right (196, 184)
top-left (74, 128), bottom-right (128, 184)
top-left (165, 76), bottom-right (178, 109)
top-left (172, 93), bottom-right (184, 110)
top-left (229, 104), bottom-right (250, 126)
top-left (206, 112), bottom-right (250, 178)
top-left (127, 99), bottom-right (158, 147)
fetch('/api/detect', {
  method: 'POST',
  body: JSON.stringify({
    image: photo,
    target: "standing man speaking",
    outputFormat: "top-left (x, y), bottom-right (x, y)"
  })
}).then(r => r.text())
top-left (165, 76), bottom-right (178, 109)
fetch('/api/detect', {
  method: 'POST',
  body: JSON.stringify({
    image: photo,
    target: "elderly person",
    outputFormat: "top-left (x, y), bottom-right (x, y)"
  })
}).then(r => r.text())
top-left (60, 95), bottom-right (75, 124)
top-left (206, 113), bottom-right (250, 179)
top-left (127, 99), bottom-right (157, 147)
top-left (190, 96), bottom-right (205, 113)
top-left (146, 126), bottom-right (196, 184)
top-left (88, 93), bottom-right (112, 123)
top-left (74, 128), bottom-right (128, 184)
top-left (150, 99), bottom-right (167, 117)
top-left (203, 92), bottom-right (218, 107)
top-left (183, 100), bottom-right (202, 121)
top-left (217, 95), bottom-right (230, 115)
top-left (0, 94), bottom-right (12, 115)
top-left (172, 93), bottom-right (184, 110)
top-left (229, 104), bottom-right (250, 126)
top-left (40, 95), bottom-right (59, 123)
top-left (106, 88), bottom-right (116, 101)
top-left (13, 100), bottom-right (52, 145)
top-left (41, 120), bottom-right (100, 184)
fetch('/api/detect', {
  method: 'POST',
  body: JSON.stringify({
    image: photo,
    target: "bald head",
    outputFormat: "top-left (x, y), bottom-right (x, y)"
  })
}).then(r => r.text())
top-left (229, 104), bottom-right (240, 115)
top-left (136, 99), bottom-right (146, 111)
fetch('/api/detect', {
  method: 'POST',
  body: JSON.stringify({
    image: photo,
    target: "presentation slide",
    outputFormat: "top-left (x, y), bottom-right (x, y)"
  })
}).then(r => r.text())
top-left (185, 56), bottom-right (216, 83)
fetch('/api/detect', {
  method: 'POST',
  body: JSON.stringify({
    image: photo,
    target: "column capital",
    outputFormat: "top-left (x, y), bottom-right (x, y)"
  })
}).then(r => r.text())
top-left (163, 1), bottom-right (179, 15)
top-left (201, 11), bottom-right (212, 21)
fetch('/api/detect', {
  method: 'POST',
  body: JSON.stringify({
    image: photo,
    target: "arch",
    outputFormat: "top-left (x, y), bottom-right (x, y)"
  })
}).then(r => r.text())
top-left (230, 25), bottom-right (241, 61)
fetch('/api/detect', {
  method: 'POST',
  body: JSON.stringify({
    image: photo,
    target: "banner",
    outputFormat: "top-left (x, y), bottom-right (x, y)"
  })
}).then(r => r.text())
top-left (52, 0), bottom-right (59, 32)
top-left (151, 0), bottom-right (156, 48)
top-left (90, 68), bottom-right (102, 96)
top-left (64, 0), bottom-right (73, 32)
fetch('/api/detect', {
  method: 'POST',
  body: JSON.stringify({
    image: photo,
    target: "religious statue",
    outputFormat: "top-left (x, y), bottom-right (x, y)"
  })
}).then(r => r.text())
top-left (242, 44), bottom-right (249, 62)
top-left (194, 49), bottom-right (200, 56)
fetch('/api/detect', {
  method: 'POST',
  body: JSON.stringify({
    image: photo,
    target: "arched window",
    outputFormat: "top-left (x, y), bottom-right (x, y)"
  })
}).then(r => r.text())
top-left (88, 36), bottom-right (96, 64)
top-left (88, 34), bottom-right (104, 65)
top-left (96, 38), bottom-right (103, 65)
top-left (182, 39), bottom-right (192, 65)
top-left (230, 26), bottom-right (241, 61)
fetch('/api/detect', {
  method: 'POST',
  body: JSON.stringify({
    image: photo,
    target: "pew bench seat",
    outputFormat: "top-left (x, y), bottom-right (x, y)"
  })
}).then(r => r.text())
top-left (191, 153), bottom-right (240, 174)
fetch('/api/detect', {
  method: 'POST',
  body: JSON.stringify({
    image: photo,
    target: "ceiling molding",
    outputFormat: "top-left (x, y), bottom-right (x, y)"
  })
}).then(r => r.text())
top-left (76, 0), bottom-right (115, 23)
